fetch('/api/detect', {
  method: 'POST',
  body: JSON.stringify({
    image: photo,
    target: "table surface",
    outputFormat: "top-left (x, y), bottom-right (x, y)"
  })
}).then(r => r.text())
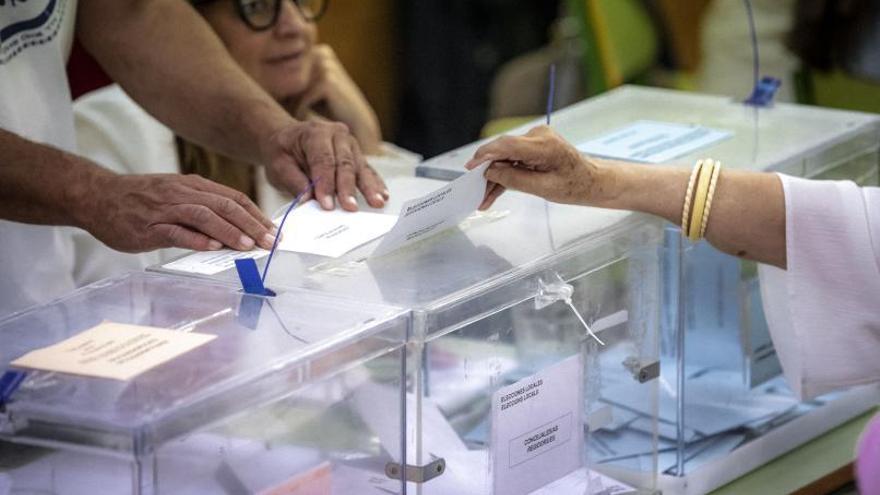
top-left (710, 407), bottom-right (877, 495)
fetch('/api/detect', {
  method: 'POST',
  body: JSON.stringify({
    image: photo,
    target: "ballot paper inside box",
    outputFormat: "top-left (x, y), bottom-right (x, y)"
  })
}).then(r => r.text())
top-left (390, 288), bottom-right (660, 495)
top-left (342, 187), bottom-right (666, 494)
top-left (0, 272), bottom-right (415, 495)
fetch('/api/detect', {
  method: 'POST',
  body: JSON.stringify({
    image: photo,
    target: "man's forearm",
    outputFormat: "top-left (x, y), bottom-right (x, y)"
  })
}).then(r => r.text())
top-left (77, 0), bottom-right (291, 167)
top-left (0, 128), bottom-right (107, 227)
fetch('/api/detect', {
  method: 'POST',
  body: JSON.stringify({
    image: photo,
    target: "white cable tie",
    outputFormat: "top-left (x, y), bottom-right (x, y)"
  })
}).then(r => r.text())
top-left (565, 299), bottom-right (605, 346)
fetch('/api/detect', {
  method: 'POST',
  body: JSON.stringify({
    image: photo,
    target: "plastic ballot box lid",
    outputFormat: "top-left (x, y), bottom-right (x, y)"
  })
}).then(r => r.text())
top-left (417, 85), bottom-right (880, 180)
top-left (155, 177), bottom-right (665, 341)
top-left (0, 272), bottom-right (407, 456)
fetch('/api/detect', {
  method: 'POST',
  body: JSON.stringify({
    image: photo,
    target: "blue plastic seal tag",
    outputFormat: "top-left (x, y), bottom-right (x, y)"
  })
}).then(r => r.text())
top-left (0, 370), bottom-right (27, 407)
top-left (235, 258), bottom-right (275, 296)
top-left (744, 76), bottom-right (782, 107)
top-left (236, 294), bottom-right (265, 330)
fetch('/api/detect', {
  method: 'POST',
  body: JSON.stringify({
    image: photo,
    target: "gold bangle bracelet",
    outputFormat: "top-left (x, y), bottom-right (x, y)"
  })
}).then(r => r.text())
top-left (681, 159), bottom-right (703, 235)
top-left (699, 160), bottom-right (722, 238)
top-left (688, 158), bottom-right (715, 241)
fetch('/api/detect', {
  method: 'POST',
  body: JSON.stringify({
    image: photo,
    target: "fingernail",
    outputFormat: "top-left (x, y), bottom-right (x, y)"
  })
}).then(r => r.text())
top-left (208, 240), bottom-right (223, 250)
top-left (373, 193), bottom-right (385, 204)
top-left (240, 235), bottom-right (255, 250)
top-left (382, 189), bottom-right (390, 199)
top-left (346, 195), bottom-right (357, 207)
top-left (270, 226), bottom-right (279, 236)
top-left (261, 233), bottom-right (276, 249)
top-left (321, 196), bottom-right (334, 210)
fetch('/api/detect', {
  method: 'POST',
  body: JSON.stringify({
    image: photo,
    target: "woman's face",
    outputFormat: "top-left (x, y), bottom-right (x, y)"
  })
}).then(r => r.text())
top-left (199, 1), bottom-right (318, 102)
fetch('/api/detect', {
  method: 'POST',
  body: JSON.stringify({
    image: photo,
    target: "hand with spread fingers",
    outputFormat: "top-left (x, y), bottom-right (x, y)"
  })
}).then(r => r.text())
top-left (465, 125), bottom-right (602, 210)
top-left (261, 120), bottom-right (389, 213)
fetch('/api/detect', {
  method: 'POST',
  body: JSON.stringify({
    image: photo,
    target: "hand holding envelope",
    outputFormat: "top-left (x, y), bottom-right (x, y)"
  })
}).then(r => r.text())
top-left (370, 162), bottom-right (490, 257)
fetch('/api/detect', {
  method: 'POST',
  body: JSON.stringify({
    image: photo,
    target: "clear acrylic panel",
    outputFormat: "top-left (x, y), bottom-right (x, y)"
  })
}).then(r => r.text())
top-left (155, 176), bottom-right (669, 493)
top-left (660, 147), bottom-right (880, 479)
top-left (402, 219), bottom-right (663, 494)
top-left (149, 86), bottom-right (880, 491)
top-left (416, 86), bottom-right (880, 488)
top-left (0, 272), bottom-right (409, 494)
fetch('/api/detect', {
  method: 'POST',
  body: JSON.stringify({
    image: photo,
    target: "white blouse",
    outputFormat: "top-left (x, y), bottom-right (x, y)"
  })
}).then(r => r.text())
top-left (759, 174), bottom-right (880, 399)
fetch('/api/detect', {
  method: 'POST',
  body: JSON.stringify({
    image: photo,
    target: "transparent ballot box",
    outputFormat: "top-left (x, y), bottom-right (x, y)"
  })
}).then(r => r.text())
top-left (418, 85), bottom-right (880, 493)
top-left (157, 179), bottom-right (668, 494)
top-left (0, 272), bottom-right (410, 494)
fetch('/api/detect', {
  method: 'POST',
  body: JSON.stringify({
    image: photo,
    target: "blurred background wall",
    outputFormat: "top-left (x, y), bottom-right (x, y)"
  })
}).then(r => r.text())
top-left (318, 0), bottom-right (400, 145)
top-left (69, 0), bottom-right (880, 159)
top-left (393, 0), bottom-right (561, 157)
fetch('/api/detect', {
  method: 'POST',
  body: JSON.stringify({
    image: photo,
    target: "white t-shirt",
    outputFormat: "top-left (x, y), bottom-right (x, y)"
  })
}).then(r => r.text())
top-left (0, 0), bottom-right (79, 318)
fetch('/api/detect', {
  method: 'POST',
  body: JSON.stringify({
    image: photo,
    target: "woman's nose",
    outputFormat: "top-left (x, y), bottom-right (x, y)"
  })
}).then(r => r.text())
top-left (274, 1), bottom-right (308, 36)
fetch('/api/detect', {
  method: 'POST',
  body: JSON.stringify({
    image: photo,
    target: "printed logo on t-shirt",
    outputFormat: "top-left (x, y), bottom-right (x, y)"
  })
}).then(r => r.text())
top-left (0, 0), bottom-right (67, 65)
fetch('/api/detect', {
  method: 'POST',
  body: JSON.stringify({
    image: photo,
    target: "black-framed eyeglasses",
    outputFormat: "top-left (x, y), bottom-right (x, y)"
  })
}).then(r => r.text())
top-left (192, 0), bottom-right (329, 30)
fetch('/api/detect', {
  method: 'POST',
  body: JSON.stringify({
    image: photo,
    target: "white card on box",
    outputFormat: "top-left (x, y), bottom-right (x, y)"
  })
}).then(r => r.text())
top-left (491, 354), bottom-right (583, 495)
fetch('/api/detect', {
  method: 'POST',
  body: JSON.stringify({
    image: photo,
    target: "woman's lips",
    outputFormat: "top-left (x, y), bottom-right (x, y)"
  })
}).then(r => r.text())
top-left (266, 50), bottom-right (307, 65)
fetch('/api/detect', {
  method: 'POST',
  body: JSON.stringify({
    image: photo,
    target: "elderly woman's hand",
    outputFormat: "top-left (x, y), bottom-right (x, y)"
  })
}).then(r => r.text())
top-left (465, 126), bottom-right (604, 210)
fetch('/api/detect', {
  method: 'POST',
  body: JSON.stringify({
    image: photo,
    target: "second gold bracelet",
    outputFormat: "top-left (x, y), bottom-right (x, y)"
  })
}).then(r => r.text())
top-left (688, 158), bottom-right (715, 241)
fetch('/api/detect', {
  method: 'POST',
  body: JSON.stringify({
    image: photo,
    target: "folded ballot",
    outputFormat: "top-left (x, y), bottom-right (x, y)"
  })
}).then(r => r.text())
top-left (275, 200), bottom-right (398, 258)
top-left (371, 162), bottom-right (489, 257)
top-left (274, 162), bottom-right (490, 259)
top-left (163, 162), bottom-right (491, 271)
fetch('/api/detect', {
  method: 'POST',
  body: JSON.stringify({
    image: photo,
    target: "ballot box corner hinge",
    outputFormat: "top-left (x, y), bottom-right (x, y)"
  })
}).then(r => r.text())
top-left (385, 457), bottom-right (446, 483)
top-left (636, 360), bottom-right (660, 383)
top-left (623, 357), bottom-right (660, 383)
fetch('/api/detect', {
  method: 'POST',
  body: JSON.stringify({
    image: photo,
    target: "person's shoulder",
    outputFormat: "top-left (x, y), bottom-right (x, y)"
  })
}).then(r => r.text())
top-left (74, 85), bottom-right (170, 138)
top-left (73, 85), bottom-right (177, 174)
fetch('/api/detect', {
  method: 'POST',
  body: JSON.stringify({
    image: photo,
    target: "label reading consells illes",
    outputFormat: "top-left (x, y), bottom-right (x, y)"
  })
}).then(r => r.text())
top-left (491, 354), bottom-right (583, 495)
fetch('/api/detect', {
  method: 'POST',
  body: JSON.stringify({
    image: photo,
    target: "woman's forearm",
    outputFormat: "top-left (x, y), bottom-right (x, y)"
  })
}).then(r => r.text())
top-left (594, 161), bottom-right (787, 268)
top-left (470, 126), bottom-right (787, 267)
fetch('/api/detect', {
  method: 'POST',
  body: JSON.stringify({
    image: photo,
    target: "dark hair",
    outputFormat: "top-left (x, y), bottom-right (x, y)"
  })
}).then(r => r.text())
top-left (788, 0), bottom-right (876, 72)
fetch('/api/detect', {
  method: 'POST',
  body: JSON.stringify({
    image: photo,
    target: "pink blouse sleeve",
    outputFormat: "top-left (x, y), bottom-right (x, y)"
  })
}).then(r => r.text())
top-left (758, 174), bottom-right (880, 399)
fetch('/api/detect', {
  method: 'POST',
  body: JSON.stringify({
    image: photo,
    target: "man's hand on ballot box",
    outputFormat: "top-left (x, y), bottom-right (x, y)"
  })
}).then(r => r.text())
top-left (261, 120), bottom-right (388, 213)
top-left (79, 172), bottom-right (277, 253)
